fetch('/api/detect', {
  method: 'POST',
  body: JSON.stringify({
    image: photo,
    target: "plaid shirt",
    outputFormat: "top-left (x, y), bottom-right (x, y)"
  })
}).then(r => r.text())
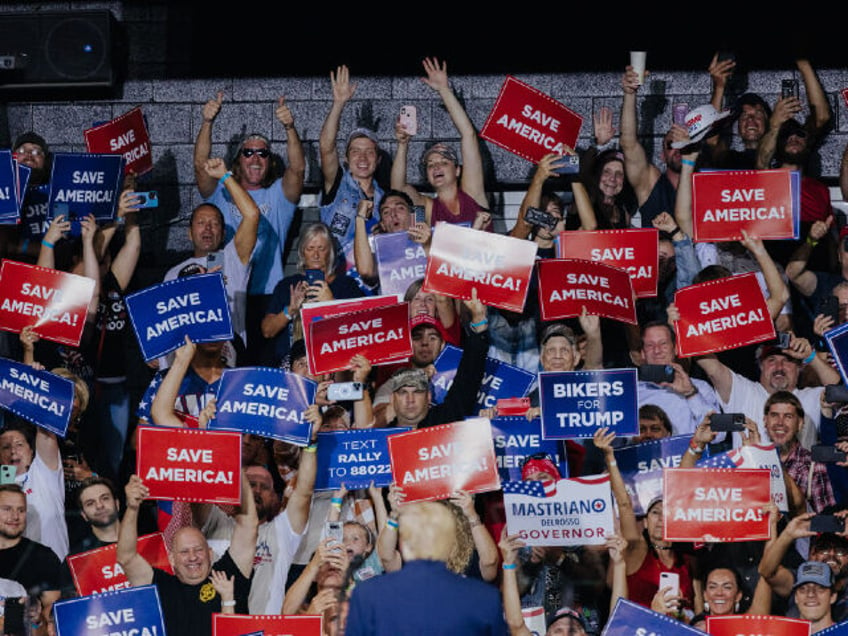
top-left (784, 443), bottom-right (836, 513)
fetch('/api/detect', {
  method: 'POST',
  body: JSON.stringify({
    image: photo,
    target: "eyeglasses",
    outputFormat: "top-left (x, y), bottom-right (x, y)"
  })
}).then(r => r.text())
top-left (241, 148), bottom-right (270, 158)
top-left (15, 147), bottom-right (44, 158)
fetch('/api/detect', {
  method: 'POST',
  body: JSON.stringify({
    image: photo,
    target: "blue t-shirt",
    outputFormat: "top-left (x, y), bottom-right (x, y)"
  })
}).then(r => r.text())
top-left (205, 177), bottom-right (296, 296)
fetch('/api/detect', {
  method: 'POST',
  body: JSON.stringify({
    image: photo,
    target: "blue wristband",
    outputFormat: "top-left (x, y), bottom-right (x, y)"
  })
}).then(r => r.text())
top-left (218, 171), bottom-right (233, 186)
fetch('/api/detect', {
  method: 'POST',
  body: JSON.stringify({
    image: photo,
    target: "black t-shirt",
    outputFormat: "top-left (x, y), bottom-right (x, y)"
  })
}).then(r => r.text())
top-left (0, 537), bottom-right (61, 596)
top-left (152, 550), bottom-right (250, 636)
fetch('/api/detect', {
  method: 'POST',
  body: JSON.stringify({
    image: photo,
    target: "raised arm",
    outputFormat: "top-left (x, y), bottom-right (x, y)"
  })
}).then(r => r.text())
top-left (571, 182), bottom-right (598, 231)
top-left (286, 404), bottom-right (322, 533)
top-left (205, 158), bottom-right (260, 265)
top-left (376, 483), bottom-right (404, 572)
top-left (36, 215), bottom-right (70, 269)
top-left (422, 57), bottom-right (487, 208)
top-left (797, 59), bottom-right (831, 133)
top-left (276, 96), bottom-right (306, 204)
top-left (391, 120), bottom-right (426, 205)
top-left (499, 532), bottom-right (533, 636)
top-left (109, 191), bottom-right (142, 290)
top-left (510, 154), bottom-right (562, 239)
top-left (227, 470), bottom-right (259, 578)
top-left (578, 308), bottom-right (603, 370)
top-left (353, 200), bottom-right (377, 281)
top-left (620, 66), bottom-right (660, 204)
top-left (740, 230), bottom-right (790, 320)
top-left (350, 354), bottom-right (375, 428)
top-left (758, 511), bottom-right (815, 597)
top-left (319, 65), bottom-right (356, 193)
top-left (755, 95), bottom-right (801, 170)
top-left (150, 336), bottom-right (194, 428)
top-left (116, 475), bottom-right (155, 586)
top-left (80, 214), bottom-right (101, 320)
top-left (451, 490), bottom-right (498, 582)
top-left (194, 91), bottom-right (224, 198)
top-left (786, 218), bottom-right (831, 297)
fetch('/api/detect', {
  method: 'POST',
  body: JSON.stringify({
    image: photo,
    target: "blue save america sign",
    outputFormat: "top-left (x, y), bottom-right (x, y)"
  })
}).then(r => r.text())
top-left (211, 367), bottom-right (317, 446)
top-left (373, 232), bottom-right (427, 296)
top-left (315, 427), bottom-right (411, 491)
top-left (48, 153), bottom-right (124, 220)
top-left (126, 273), bottom-right (233, 361)
top-left (604, 598), bottom-right (704, 636)
top-left (0, 358), bottom-right (74, 436)
top-left (54, 585), bottom-right (166, 636)
top-left (615, 435), bottom-right (693, 516)
top-left (431, 344), bottom-right (535, 408)
top-left (0, 150), bottom-right (19, 222)
top-left (490, 415), bottom-right (568, 481)
top-left (538, 368), bottom-right (638, 439)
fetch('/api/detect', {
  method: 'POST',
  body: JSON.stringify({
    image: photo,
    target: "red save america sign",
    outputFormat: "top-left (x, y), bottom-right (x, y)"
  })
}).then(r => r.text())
top-left (673, 272), bottom-right (775, 357)
top-left (68, 533), bottom-right (172, 596)
top-left (480, 75), bottom-right (582, 163)
top-left (691, 170), bottom-right (799, 242)
top-left (301, 294), bottom-right (400, 375)
top-left (423, 224), bottom-right (538, 312)
top-left (705, 614), bottom-right (811, 636)
top-left (663, 468), bottom-right (771, 542)
top-left (388, 417), bottom-right (500, 503)
top-left (558, 229), bottom-right (659, 297)
top-left (213, 614), bottom-right (322, 636)
top-left (0, 260), bottom-right (95, 346)
top-left (537, 259), bottom-right (636, 324)
top-left (84, 107), bottom-right (153, 176)
top-left (306, 302), bottom-right (411, 375)
top-left (136, 427), bottom-right (242, 505)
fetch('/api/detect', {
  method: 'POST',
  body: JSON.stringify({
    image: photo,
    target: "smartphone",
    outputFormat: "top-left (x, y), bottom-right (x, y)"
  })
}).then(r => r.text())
top-left (304, 269), bottom-right (325, 286)
top-left (782, 79), bottom-right (799, 99)
top-left (325, 520), bottom-right (343, 547)
top-left (524, 206), bottom-right (559, 230)
top-left (811, 444), bottom-right (847, 463)
top-left (552, 154), bottom-right (580, 175)
top-left (206, 251), bottom-right (224, 270)
top-left (659, 571), bottom-right (680, 597)
top-left (777, 332), bottom-right (791, 349)
top-left (496, 397), bottom-right (531, 416)
top-left (413, 206), bottom-right (426, 225)
top-left (709, 412), bottom-right (746, 432)
top-left (0, 465), bottom-right (15, 485)
top-left (326, 382), bottom-right (363, 402)
top-left (841, 88), bottom-right (848, 110)
top-left (399, 105), bottom-right (418, 136)
top-left (811, 514), bottom-right (845, 534)
top-left (825, 384), bottom-right (848, 404)
top-left (717, 50), bottom-right (736, 64)
top-left (638, 364), bottom-right (675, 384)
top-left (673, 102), bottom-right (689, 126)
top-left (131, 191), bottom-right (158, 208)
top-left (819, 295), bottom-right (840, 325)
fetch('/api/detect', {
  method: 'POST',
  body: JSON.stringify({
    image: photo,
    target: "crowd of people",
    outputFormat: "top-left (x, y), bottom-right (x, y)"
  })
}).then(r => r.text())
top-left (1, 53), bottom-right (848, 635)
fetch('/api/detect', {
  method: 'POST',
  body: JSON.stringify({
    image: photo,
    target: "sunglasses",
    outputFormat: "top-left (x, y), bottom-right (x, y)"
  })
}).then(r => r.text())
top-left (241, 148), bottom-right (270, 158)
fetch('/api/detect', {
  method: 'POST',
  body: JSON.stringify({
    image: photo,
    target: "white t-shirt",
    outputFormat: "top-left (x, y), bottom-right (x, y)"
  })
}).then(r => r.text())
top-left (203, 506), bottom-right (305, 615)
top-left (18, 450), bottom-right (67, 560)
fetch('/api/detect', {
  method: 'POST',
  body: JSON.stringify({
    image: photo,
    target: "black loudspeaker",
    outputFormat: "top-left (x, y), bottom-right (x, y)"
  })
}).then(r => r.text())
top-left (0, 11), bottom-right (117, 91)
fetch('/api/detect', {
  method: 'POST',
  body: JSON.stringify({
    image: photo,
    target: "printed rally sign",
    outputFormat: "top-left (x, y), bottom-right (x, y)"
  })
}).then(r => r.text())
top-left (616, 435), bottom-right (693, 516)
top-left (306, 302), bottom-right (411, 375)
top-left (423, 223), bottom-right (538, 312)
top-left (692, 169), bottom-right (800, 241)
top-left (84, 107), bottom-right (153, 176)
top-left (503, 474), bottom-right (613, 546)
top-left (538, 369), bottom-right (638, 439)
top-left (388, 417), bottom-right (500, 503)
top-left (825, 321), bottom-right (848, 385)
top-left (126, 273), bottom-right (233, 361)
top-left (673, 272), bottom-right (775, 357)
top-left (53, 584), bottom-right (166, 636)
top-left (0, 150), bottom-right (20, 222)
top-left (301, 294), bottom-right (400, 375)
top-left (480, 75), bottom-right (582, 163)
top-left (0, 357), bottom-right (74, 436)
top-left (68, 533), bottom-right (171, 596)
top-left (537, 259), bottom-right (636, 324)
top-left (558, 229), bottom-right (659, 298)
top-left (698, 443), bottom-right (789, 513)
top-left (0, 260), bottom-right (95, 346)
top-left (604, 599), bottom-right (705, 636)
top-left (491, 416), bottom-right (568, 481)
top-left (431, 344), bottom-right (536, 409)
top-left (315, 427), bottom-right (410, 491)
top-left (373, 232), bottom-right (427, 296)
top-left (48, 152), bottom-right (124, 220)
top-left (663, 467), bottom-right (771, 542)
top-left (705, 614), bottom-right (812, 636)
top-left (136, 426), bottom-right (242, 505)
top-left (212, 367), bottom-right (317, 447)
top-left (212, 614), bottom-right (322, 636)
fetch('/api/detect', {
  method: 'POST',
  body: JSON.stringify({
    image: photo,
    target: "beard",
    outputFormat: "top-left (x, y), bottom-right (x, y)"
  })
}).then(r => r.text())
top-left (0, 527), bottom-right (23, 541)
top-left (88, 509), bottom-right (119, 529)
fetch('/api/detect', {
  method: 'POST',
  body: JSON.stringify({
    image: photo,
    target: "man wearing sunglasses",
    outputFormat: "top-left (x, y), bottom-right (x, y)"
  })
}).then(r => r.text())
top-left (193, 92), bottom-right (305, 365)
